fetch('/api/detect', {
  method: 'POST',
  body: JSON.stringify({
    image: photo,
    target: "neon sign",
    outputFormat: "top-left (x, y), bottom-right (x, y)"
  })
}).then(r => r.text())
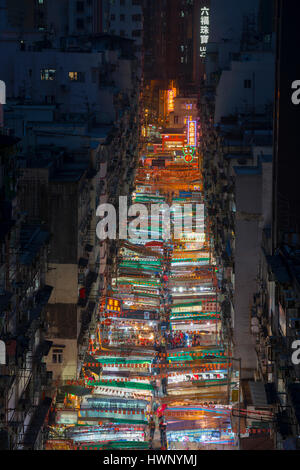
top-left (200, 7), bottom-right (210, 58)
top-left (187, 120), bottom-right (197, 147)
top-left (106, 298), bottom-right (122, 313)
top-left (182, 145), bottom-right (195, 163)
top-left (167, 89), bottom-right (175, 112)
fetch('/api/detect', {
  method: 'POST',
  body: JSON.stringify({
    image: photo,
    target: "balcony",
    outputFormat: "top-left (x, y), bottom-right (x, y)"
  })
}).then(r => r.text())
top-left (32, 340), bottom-right (52, 365)
top-left (22, 396), bottom-right (52, 450)
top-left (78, 270), bottom-right (98, 308)
top-left (17, 285), bottom-right (53, 338)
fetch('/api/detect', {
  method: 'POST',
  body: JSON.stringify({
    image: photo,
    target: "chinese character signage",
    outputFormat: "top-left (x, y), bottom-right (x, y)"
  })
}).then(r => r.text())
top-left (200, 7), bottom-right (210, 58)
top-left (167, 89), bottom-right (175, 112)
top-left (182, 145), bottom-right (195, 163)
top-left (106, 298), bottom-right (122, 314)
top-left (187, 120), bottom-right (197, 147)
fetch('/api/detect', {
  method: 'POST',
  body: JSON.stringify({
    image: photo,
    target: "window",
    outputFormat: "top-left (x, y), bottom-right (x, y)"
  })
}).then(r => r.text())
top-left (120, 14), bottom-right (125, 21)
top-left (41, 68), bottom-right (56, 80)
top-left (111, 14), bottom-right (116, 20)
top-left (174, 115), bottom-right (179, 124)
top-left (45, 95), bottom-right (55, 104)
top-left (132, 14), bottom-right (141, 22)
top-left (184, 116), bottom-right (192, 124)
top-left (244, 79), bottom-right (252, 89)
top-left (69, 71), bottom-right (85, 82)
top-left (76, 1), bottom-right (85, 12)
top-left (76, 18), bottom-right (84, 29)
top-left (132, 29), bottom-right (141, 37)
top-left (52, 349), bottom-right (63, 364)
top-left (38, 0), bottom-right (44, 4)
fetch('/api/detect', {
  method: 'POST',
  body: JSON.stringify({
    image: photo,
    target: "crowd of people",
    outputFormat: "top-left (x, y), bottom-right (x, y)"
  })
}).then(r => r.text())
top-left (191, 332), bottom-right (205, 347)
top-left (147, 242), bottom-right (174, 449)
top-left (164, 331), bottom-right (188, 349)
top-left (148, 415), bottom-right (167, 449)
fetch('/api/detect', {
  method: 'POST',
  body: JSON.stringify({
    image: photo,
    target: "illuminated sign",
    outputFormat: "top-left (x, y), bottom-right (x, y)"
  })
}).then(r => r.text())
top-left (106, 298), bottom-right (122, 313)
top-left (172, 306), bottom-right (203, 313)
top-left (167, 89), bottom-right (175, 112)
top-left (200, 7), bottom-right (210, 58)
top-left (187, 120), bottom-right (197, 147)
top-left (56, 411), bottom-right (78, 425)
top-left (182, 145), bottom-right (195, 163)
top-left (0, 80), bottom-right (6, 104)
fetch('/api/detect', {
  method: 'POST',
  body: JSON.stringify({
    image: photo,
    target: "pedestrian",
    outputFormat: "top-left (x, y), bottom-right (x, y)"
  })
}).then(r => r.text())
top-left (161, 376), bottom-right (167, 395)
top-left (159, 418), bottom-right (167, 447)
top-left (149, 416), bottom-right (155, 441)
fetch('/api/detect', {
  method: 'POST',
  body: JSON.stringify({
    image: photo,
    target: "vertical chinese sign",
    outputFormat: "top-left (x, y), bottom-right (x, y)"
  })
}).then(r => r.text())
top-left (187, 120), bottom-right (197, 147)
top-left (167, 89), bottom-right (175, 113)
top-left (200, 6), bottom-right (210, 58)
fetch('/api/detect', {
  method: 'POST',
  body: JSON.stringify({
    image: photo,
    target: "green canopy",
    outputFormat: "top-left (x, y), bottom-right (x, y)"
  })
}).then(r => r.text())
top-left (60, 385), bottom-right (91, 396)
top-left (92, 381), bottom-right (154, 391)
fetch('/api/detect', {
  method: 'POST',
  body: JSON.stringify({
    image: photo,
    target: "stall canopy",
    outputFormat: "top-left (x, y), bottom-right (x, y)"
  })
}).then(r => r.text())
top-left (60, 385), bottom-right (91, 397)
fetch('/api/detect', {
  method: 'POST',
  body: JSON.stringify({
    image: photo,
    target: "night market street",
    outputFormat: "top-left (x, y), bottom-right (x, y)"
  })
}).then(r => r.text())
top-left (0, 0), bottom-right (299, 453)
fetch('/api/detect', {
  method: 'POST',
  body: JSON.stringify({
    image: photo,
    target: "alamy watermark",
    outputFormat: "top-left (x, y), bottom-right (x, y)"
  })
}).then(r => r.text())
top-left (96, 196), bottom-right (205, 241)
top-left (291, 340), bottom-right (300, 365)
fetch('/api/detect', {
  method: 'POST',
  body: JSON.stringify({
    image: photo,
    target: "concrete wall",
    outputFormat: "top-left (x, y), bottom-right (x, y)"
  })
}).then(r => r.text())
top-left (170, 97), bottom-right (198, 129)
top-left (234, 173), bottom-right (262, 378)
top-left (209, 0), bottom-right (260, 43)
top-left (10, 50), bottom-right (104, 114)
top-left (46, 263), bottom-right (78, 304)
top-left (44, 338), bottom-right (78, 380)
top-left (108, 0), bottom-right (142, 48)
top-left (214, 56), bottom-right (275, 124)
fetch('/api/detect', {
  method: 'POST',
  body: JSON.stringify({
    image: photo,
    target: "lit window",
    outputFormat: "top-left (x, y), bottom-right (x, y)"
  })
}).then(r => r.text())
top-left (38, 0), bottom-right (44, 4)
top-left (69, 71), bottom-right (85, 82)
top-left (41, 69), bottom-right (56, 80)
